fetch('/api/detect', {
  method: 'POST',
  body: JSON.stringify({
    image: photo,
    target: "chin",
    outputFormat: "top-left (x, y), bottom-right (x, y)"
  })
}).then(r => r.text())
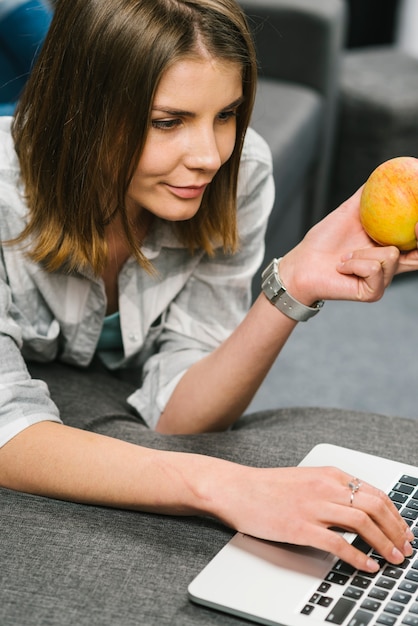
top-left (156, 202), bottom-right (202, 222)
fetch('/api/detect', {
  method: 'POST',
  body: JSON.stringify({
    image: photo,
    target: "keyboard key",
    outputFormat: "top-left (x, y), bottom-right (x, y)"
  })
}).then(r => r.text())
top-left (394, 483), bottom-right (415, 495)
top-left (385, 602), bottom-right (405, 616)
top-left (376, 577), bottom-right (396, 590)
top-left (352, 576), bottom-right (372, 589)
top-left (409, 603), bottom-right (418, 615)
top-left (325, 572), bottom-right (350, 585)
top-left (326, 598), bottom-right (356, 624)
top-left (344, 587), bottom-right (364, 600)
top-left (392, 591), bottom-right (412, 604)
top-left (318, 582), bottom-right (332, 593)
top-left (352, 537), bottom-right (372, 554)
top-left (334, 560), bottom-right (357, 575)
top-left (301, 604), bottom-right (315, 615)
top-left (360, 599), bottom-right (380, 612)
top-left (377, 614), bottom-right (397, 626)
top-left (402, 615), bottom-right (418, 626)
top-left (403, 509), bottom-right (418, 521)
top-left (318, 596), bottom-right (333, 607)
top-left (370, 554), bottom-right (388, 569)
top-left (390, 492), bottom-right (409, 504)
top-left (400, 476), bottom-right (418, 487)
top-left (399, 581), bottom-right (418, 594)
top-left (405, 571), bottom-right (418, 583)
top-left (347, 609), bottom-right (374, 626)
top-left (369, 588), bottom-right (389, 600)
top-left (383, 566), bottom-right (404, 579)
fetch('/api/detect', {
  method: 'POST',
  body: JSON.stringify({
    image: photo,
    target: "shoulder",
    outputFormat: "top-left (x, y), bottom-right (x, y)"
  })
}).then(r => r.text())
top-left (0, 117), bottom-right (18, 172)
top-left (237, 127), bottom-right (273, 201)
top-left (236, 128), bottom-right (274, 233)
top-left (0, 116), bottom-right (22, 192)
top-left (0, 116), bottom-right (28, 236)
top-left (240, 127), bottom-right (273, 172)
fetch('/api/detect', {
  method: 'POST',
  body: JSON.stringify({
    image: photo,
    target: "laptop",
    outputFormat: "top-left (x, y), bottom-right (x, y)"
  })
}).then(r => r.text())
top-left (188, 443), bottom-right (418, 626)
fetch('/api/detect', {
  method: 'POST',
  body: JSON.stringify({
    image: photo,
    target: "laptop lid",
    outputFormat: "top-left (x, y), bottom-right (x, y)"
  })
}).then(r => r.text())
top-left (188, 443), bottom-right (418, 626)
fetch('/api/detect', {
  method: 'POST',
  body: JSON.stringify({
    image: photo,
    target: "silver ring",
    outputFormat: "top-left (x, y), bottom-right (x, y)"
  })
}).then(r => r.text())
top-left (348, 478), bottom-right (362, 506)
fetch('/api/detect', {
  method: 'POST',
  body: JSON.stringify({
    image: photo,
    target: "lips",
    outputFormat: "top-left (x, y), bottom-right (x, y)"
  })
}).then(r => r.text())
top-left (164, 183), bottom-right (209, 199)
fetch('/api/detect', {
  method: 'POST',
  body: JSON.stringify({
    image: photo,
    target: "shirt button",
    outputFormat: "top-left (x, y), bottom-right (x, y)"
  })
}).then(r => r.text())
top-left (128, 333), bottom-right (139, 342)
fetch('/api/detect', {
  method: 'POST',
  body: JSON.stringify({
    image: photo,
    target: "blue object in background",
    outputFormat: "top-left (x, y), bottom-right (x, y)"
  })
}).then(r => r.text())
top-left (0, 0), bottom-right (52, 114)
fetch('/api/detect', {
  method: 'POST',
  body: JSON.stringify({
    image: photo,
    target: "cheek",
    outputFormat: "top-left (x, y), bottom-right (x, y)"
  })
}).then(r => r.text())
top-left (132, 132), bottom-right (180, 180)
top-left (219, 124), bottom-right (238, 165)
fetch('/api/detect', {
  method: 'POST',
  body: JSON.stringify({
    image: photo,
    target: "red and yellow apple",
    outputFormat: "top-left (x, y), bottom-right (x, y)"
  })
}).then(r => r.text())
top-left (360, 156), bottom-right (418, 251)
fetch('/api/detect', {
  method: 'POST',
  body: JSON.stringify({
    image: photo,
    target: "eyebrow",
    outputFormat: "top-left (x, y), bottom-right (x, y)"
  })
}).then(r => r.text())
top-left (151, 96), bottom-right (245, 117)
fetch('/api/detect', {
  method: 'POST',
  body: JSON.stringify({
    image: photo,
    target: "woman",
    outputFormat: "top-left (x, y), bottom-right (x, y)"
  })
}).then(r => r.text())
top-left (0, 0), bottom-right (417, 574)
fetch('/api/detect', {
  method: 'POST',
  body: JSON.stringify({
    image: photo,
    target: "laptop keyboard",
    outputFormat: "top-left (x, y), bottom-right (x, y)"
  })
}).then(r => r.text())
top-left (300, 474), bottom-right (418, 626)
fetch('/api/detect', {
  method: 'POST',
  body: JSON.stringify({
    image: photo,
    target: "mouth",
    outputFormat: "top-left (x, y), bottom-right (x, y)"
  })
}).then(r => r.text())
top-left (164, 183), bottom-right (209, 200)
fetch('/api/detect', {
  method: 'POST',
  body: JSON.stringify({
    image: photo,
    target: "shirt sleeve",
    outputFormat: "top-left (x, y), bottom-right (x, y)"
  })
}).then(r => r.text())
top-left (128, 128), bottom-right (275, 428)
top-left (0, 268), bottom-right (62, 449)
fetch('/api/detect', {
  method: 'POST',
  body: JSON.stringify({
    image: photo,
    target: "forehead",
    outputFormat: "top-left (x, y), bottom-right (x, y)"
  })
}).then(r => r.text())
top-left (153, 56), bottom-right (243, 109)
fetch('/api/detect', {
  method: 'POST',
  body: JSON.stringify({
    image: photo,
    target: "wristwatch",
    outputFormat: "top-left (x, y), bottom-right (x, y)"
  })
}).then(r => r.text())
top-left (261, 258), bottom-right (324, 322)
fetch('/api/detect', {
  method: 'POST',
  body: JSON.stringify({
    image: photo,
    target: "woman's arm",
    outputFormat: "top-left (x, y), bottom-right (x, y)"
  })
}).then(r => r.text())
top-left (157, 188), bottom-right (402, 434)
top-left (0, 420), bottom-right (413, 572)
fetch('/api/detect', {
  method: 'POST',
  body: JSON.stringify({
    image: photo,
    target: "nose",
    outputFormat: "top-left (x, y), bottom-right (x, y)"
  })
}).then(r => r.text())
top-left (183, 125), bottom-right (223, 173)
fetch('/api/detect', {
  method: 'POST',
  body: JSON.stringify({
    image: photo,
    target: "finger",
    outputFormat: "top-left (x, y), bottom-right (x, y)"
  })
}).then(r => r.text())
top-left (329, 502), bottom-right (412, 566)
top-left (303, 524), bottom-right (382, 573)
top-left (342, 477), bottom-right (413, 549)
top-left (349, 244), bottom-right (399, 267)
top-left (337, 258), bottom-right (387, 301)
top-left (325, 477), bottom-right (413, 564)
top-left (340, 246), bottom-right (399, 281)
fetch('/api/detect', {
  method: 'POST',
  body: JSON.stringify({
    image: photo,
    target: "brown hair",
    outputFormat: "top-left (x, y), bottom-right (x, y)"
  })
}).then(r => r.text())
top-left (11, 0), bottom-right (257, 274)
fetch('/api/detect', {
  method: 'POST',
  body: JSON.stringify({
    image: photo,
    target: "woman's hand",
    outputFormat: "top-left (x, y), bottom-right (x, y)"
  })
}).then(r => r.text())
top-left (213, 464), bottom-right (414, 573)
top-left (278, 188), bottom-right (402, 306)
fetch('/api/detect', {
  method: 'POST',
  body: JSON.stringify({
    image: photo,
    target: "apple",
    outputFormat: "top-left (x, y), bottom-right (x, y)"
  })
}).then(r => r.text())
top-left (359, 156), bottom-right (418, 251)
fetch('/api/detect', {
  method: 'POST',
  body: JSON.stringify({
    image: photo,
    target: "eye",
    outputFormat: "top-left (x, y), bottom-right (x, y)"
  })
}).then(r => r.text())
top-left (151, 118), bottom-right (182, 130)
top-left (217, 110), bottom-right (238, 123)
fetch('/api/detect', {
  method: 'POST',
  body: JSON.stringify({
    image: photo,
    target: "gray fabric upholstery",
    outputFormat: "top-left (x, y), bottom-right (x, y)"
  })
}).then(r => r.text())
top-left (329, 47), bottom-right (418, 209)
top-left (1, 361), bottom-right (417, 625)
top-left (251, 79), bottom-right (322, 261)
top-left (238, 0), bottom-right (346, 299)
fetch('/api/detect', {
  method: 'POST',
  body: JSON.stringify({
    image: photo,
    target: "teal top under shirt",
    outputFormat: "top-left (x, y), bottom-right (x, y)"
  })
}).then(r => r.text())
top-left (97, 311), bottom-right (123, 351)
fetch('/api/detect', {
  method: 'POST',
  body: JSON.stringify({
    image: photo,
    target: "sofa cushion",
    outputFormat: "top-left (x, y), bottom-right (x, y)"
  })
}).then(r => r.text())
top-left (329, 47), bottom-right (418, 208)
top-left (252, 77), bottom-right (322, 209)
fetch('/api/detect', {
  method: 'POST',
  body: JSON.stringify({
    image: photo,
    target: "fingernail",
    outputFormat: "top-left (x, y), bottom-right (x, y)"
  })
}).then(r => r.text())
top-left (341, 252), bottom-right (353, 262)
top-left (366, 558), bottom-right (380, 572)
top-left (404, 541), bottom-right (414, 557)
top-left (406, 528), bottom-right (415, 541)
top-left (392, 547), bottom-right (405, 562)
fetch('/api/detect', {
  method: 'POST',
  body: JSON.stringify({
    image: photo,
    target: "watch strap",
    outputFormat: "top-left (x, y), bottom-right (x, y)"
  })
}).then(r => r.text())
top-left (261, 258), bottom-right (324, 322)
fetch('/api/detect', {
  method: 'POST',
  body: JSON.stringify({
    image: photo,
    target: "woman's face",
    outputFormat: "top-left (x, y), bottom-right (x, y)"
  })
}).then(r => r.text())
top-left (126, 54), bottom-right (243, 221)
